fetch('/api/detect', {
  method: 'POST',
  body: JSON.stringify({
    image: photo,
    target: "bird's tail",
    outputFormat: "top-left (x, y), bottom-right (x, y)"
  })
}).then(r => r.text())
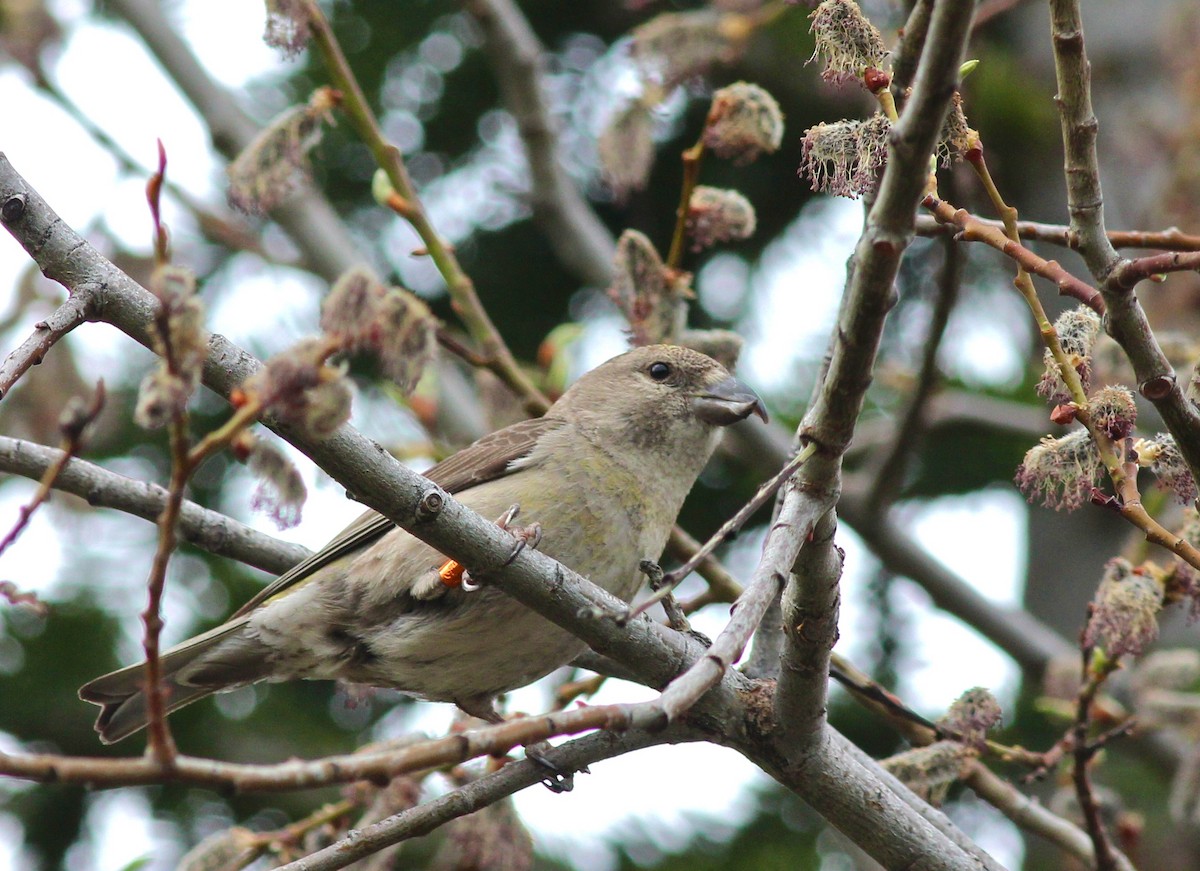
top-left (78, 618), bottom-right (271, 744)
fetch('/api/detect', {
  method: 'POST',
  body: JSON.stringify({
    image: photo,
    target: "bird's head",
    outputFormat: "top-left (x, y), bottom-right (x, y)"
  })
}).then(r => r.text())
top-left (548, 344), bottom-right (767, 463)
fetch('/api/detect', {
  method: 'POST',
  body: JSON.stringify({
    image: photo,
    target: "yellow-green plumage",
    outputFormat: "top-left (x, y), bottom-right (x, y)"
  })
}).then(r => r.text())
top-left (79, 344), bottom-right (765, 743)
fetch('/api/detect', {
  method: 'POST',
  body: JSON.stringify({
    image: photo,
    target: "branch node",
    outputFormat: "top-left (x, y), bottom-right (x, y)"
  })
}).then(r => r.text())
top-left (415, 487), bottom-right (445, 523)
top-left (1138, 374), bottom-right (1175, 402)
top-left (1, 194), bottom-right (27, 223)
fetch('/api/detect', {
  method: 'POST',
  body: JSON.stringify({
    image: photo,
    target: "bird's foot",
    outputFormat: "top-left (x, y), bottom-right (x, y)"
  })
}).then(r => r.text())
top-left (460, 505), bottom-right (542, 591)
top-left (524, 740), bottom-right (584, 793)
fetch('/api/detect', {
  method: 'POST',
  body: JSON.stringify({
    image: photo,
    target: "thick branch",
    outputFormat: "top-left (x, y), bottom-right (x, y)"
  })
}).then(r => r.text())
top-left (0, 435), bottom-right (310, 576)
top-left (747, 726), bottom-right (1000, 871)
top-left (1047, 0), bottom-right (1120, 279)
top-left (774, 0), bottom-right (978, 748)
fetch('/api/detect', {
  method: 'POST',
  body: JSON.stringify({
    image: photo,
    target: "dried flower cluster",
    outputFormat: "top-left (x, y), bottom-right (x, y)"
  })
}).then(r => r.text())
top-left (1089, 385), bottom-right (1137, 441)
top-left (703, 82), bottom-right (784, 165)
top-left (881, 741), bottom-right (973, 806)
top-left (1084, 558), bottom-right (1164, 658)
top-left (808, 0), bottom-right (888, 86)
top-left (939, 93), bottom-right (978, 164)
top-left (321, 266), bottom-right (436, 396)
top-left (1015, 429), bottom-right (1103, 511)
top-left (1140, 432), bottom-right (1199, 504)
top-left (686, 186), bottom-right (756, 251)
top-left (1036, 306), bottom-right (1103, 403)
top-left (228, 87), bottom-right (339, 214)
top-left (242, 337), bottom-right (352, 441)
top-left (679, 328), bottom-right (744, 371)
top-left (799, 115), bottom-right (891, 198)
top-left (263, 0), bottom-right (312, 57)
top-left (938, 687), bottom-right (1002, 750)
top-left (598, 101), bottom-right (657, 200)
top-left (135, 265), bottom-right (209, 429)
top-left (607, 230), bottom-right (689, 345)
top-left (235, 432), bottom-right (308, 529)
top-left (630, 9), bottom-right (751, 92)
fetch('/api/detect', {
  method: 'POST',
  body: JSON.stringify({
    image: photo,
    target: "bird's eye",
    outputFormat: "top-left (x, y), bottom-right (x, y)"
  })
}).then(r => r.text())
top-left (648, 362), bottom-right (672, 382)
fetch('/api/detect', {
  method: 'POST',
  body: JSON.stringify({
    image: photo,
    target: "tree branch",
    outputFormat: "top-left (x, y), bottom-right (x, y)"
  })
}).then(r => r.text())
top-left (965, 762), bottom-right (1135, 871)
top-left (915, 214), bottom-right (1200, 252)
top-left (922, 195), bottom-right (1104, 312)
top-left (273, 727), bottom-right (687, 871)
top-left (0, 700), bottom-right (674, 791)
top-left (465, 0), bottom-right (616, 288)
top-left (1047, 0), bottom-right (1120, 279)
top-left (0, 435), bottom-right (310, 576)
top-left (106, 0), bottom-right (360, 282)
top-left (774, 0), bottom-right (979, 749)
top-left (0, 291), bottom-right (94, 399)
top-left (1047, 0), bottom-right (1200, 516)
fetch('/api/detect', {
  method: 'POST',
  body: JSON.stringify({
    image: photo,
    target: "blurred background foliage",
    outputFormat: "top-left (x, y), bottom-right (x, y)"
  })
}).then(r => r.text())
top-left (1, 0), bottom-right (1200, 868)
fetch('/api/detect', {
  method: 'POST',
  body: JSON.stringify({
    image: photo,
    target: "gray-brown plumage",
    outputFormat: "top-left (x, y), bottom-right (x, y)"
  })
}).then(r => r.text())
top-left (79, 345), bottom-right (766, 743)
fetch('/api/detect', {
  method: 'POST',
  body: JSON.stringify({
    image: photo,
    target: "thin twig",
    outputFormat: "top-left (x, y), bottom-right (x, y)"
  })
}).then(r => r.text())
top-left (1110, 250), bottom-right (1200, 289)
top-left (667, 525), bottom-right (743, 610)
top-left (657, 532), bottom-right (805, 721)
top-left (965, 761), bottom-right (1136, 871)
top-left (922, 194), bottom-right (1105, 312)
top-left (302, 0), bottom-right (549, 416)
top-left (623, 442), bottom-right (815, 622)
top-left (0, 703), bottom-right (664, 790)
top-left (0, 292), bottom-right (94, 400)
top-left (0, 380), bottom-right (105, 561)
top-left (914, 214), bottom-right (1200, 252)
top-left (272, 727), bottom-right (684, 871)
top-left (666, 141), bottom-right (706, 270)
top-left (1073, 643), bottom-right (1122, 871)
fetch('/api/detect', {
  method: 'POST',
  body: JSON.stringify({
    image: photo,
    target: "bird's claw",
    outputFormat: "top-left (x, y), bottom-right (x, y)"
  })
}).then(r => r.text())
top-left (504, 522), bottom-right (542, 567)
top-left (525, 741), bottom-right (582, 793)
top-left (459, 507), bottom-right (542, 591)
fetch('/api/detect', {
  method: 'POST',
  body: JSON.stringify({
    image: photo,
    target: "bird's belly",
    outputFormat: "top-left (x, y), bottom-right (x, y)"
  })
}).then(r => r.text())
top-left (252, 474), bottom-right (649, 701)
top-left (354, 590), bottom-right (588, 700)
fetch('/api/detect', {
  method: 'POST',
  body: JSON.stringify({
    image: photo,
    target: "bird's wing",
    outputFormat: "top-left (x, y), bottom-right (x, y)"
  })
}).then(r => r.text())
top-left (230, 416), bottom-right (564, 618)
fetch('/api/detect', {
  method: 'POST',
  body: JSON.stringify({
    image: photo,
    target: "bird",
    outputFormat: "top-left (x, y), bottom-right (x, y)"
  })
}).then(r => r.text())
top-left (80, 344), bottom-right (767, 744)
